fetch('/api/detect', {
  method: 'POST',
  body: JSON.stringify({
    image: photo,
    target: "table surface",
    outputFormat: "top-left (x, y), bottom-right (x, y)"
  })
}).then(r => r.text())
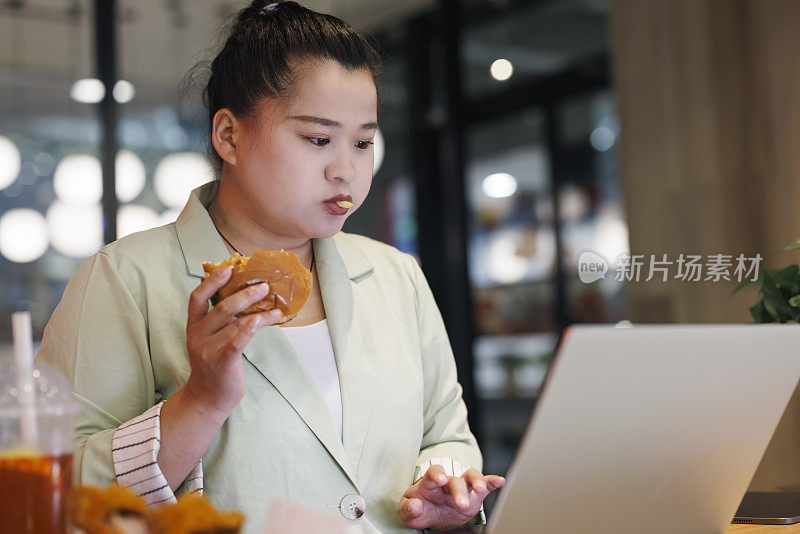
top-left (727, 525), bottom-right (800, 533)
top-left (448, 523), bottom-right (800, 533)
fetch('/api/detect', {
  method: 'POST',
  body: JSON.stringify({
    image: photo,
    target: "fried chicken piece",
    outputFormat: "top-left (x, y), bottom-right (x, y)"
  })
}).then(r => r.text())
top-left (69, 485), bottom-right (150, 534)
top-left (150, 493), bottom-right (245, 534)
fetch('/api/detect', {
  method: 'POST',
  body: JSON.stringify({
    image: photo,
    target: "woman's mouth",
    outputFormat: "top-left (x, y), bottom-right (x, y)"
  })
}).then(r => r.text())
top-left (324, 195), bottom-right (353, 216)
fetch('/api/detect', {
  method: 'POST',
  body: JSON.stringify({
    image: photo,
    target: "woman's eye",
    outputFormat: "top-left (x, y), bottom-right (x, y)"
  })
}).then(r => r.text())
top-left (306, 137), bottom-right (330, 147)
top-left (304, 137), bottom-right (373, 150)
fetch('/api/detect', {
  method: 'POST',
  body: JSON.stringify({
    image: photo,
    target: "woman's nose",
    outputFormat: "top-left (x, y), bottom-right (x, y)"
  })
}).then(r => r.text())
top-left (325, 149), bottom-right (356, 183)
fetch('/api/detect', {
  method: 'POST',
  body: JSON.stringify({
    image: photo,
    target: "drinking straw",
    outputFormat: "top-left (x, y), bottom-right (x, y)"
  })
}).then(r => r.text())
top-left (11, 311), bottom-right (38, 449)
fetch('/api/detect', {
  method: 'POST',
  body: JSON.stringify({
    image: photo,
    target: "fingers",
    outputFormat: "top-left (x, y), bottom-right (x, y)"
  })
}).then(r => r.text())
top-left (207, 311), bottom-right (282, 358)
top-left (462, 469), bottom-right (506, 494)
top-left (397, 496), bottom-right (424, 523)
top-left (188, 266), bottom-right (232, 325)
top-left (202, 314), bottom-right (265, 367)
top-left (463, 469), bottom-right (488, 493)
top-left (420, 464), bottom-right (448, 490)
top-left (445, 476), bottom-right (470, 511)
top-left (202, 282), bottom-right (273, 334)
top-left (463, 469), bottom-right (506, 491)
top-left (485, 474), bottom-right (506, 490)
top-left (398, 468), bottom-right (506, 530)
top-left (218, 315), bottom-right (263, 360)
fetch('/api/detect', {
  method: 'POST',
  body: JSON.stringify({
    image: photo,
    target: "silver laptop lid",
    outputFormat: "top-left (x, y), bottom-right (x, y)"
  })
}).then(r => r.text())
top-left (488, 324), bottom-right (800, 534)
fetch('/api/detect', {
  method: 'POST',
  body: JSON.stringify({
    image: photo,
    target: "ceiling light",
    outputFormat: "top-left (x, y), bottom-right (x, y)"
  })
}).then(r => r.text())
top-left (113, 80), bottom-right (136, 104)
top-left (0, 135), bottom-right (21, 190)
top-left (154, 152), bottom-right (214, 209)
top-left (490, 59), bottom-right (513, 81)
top-left (46, 201), bottom-right (102, 258)
top-left (116, 150), bottom-right (146, 203)
top-left (53, 154), bottom-right (103, 205)
top-left (0, 209), bottom-right (49, 263)
top-left (482, 173), bottom-right (518, 198)
top-left (70, 78), bottom-right (105, 104)
top-left (590, 125), bottom-right (616, 152)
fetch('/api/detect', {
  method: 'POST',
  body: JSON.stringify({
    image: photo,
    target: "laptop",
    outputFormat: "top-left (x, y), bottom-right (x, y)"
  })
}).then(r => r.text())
top-left (483, 324), bottom-right (800, 534)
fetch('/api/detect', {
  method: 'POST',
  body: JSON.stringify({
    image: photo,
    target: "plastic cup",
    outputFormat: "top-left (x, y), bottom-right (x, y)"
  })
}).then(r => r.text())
top-left (0, 362), bottom-right (80, 534)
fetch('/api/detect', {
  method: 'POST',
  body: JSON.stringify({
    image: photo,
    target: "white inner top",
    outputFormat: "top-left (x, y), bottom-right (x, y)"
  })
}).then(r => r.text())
top-left (280, 319), bottom-right (343, 439)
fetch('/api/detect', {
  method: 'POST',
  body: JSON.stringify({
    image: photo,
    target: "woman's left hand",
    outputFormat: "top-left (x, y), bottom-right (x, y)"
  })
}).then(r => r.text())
top-left (396, 465), bottom-right (505, 530)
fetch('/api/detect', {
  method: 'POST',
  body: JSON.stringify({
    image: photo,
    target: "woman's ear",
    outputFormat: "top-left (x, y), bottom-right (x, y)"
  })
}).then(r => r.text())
top-left (211, 108), bottom-right (241, 166)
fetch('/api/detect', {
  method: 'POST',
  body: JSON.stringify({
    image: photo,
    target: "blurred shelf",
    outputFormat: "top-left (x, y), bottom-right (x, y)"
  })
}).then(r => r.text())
top-left (474, 332), bottom-right (555, 398)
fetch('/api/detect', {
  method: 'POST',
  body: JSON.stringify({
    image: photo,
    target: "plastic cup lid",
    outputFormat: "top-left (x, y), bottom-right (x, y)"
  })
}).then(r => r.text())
top-left (0, 361), bottom-right (81, 418)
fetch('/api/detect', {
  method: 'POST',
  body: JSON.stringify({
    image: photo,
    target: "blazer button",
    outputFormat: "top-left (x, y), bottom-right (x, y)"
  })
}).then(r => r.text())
top-left (339, 494), bottom-right (366, 520)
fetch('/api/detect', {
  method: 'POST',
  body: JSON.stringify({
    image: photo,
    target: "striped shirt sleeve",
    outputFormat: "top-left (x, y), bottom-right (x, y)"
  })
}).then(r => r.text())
top-left (111, 401), bottom-right (203, 505)
top-left (414, 457), bottom-right (487, 532)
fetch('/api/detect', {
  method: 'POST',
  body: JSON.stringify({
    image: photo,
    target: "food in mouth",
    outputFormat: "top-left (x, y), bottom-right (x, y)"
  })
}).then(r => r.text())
top-left (202, 249), bottom-right (313, 324)
top-left (335, 200), bottom-right (354, 208)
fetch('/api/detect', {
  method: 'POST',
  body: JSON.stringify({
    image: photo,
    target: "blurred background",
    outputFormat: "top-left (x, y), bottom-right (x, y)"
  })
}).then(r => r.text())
top-left (2, 0), bottom-right (800, 512)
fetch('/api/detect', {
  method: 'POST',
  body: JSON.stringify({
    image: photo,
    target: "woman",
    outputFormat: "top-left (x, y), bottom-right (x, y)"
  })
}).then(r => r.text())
top-left (37, 2), bottom-right (504, 532)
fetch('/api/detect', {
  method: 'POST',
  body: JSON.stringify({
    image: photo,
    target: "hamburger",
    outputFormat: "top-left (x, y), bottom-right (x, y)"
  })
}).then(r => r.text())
top-left (202, 249), bottom-right (313, 325)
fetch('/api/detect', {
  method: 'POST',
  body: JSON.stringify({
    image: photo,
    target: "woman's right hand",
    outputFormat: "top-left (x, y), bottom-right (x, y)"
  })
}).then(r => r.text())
top-left (184, 265), bottom-right (282, 419)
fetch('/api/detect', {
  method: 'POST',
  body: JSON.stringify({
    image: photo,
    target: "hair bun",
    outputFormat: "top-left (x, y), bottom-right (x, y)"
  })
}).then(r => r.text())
top-left (259, 2), bottom-right (279, 14)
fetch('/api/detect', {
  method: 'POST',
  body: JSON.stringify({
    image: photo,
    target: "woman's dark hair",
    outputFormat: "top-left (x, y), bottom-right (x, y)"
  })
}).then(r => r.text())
top-left (187, 1), bottom-right (383, 174)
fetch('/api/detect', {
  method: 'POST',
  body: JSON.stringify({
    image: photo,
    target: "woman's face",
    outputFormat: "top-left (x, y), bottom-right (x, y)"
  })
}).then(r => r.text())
top-left (228, 59), bottom-right (378, 239)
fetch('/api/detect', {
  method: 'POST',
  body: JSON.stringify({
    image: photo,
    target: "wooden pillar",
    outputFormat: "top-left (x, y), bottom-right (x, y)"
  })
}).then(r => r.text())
top-left (610, 0), bottom-right (800, 490)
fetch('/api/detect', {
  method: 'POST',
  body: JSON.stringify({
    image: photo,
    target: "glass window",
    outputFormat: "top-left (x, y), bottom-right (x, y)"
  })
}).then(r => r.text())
top-left (114, 2), bottom-right (224, 238)
top-left (556, 90), bottom-right (627, 324)
top-left (465, 107), bottom-right (559, 447)
top-left (0, 0), bottom-right (98, 358)
top-left (467, 108), bottom-right (556, 336)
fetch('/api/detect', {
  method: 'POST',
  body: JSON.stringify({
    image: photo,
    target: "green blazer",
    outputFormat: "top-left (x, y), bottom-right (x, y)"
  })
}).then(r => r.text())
top-left (36, 181), bottom-right (482, 533)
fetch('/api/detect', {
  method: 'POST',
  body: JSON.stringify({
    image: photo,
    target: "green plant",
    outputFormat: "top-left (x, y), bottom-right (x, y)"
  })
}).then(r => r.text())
top-left (733, 239), bottom-right (800, 323)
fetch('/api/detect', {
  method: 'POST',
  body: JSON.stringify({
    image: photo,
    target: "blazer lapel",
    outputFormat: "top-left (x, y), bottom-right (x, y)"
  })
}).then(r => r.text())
top-left (314, 237), bottom-right (377, 482)
top-left (241, 323), bottom-right (358, 487)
